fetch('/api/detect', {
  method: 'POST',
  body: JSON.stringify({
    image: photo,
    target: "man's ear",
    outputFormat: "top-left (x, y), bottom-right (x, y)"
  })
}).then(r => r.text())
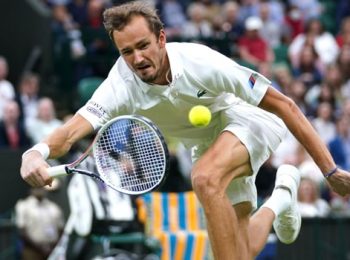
top-left (158, 30), bottom-right (166, 48)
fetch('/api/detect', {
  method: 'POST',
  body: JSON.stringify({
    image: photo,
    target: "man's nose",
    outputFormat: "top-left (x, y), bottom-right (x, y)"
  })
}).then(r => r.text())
top-left (134, 50), bottom-right (144, 64)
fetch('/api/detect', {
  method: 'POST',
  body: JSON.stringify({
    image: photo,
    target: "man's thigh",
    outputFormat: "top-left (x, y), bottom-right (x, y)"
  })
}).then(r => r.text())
top-left (192, 131), bottom-right (259, 210)
top-left (192, 131), bottom-right (252, 189)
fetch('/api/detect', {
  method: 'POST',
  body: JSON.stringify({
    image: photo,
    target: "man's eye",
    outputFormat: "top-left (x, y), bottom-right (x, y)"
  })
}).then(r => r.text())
top-left (140, 43), bottom-right (149, 49)
top-left (122, 50), bottom-right (132, 55)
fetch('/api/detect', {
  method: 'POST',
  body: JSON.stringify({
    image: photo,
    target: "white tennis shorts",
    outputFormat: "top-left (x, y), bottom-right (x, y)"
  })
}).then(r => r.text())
top-left (191, 102), bottom-right (287, 210)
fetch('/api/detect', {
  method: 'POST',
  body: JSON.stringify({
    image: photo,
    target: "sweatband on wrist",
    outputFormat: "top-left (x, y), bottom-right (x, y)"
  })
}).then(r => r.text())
top-left (324, 167), bottom-right (338, 178)
top-left (22, 143), bottom-right (50, 160)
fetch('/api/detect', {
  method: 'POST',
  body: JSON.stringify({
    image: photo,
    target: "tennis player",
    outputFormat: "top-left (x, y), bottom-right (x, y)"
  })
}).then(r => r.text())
top-left (21, 1), bottom-right (350, 259)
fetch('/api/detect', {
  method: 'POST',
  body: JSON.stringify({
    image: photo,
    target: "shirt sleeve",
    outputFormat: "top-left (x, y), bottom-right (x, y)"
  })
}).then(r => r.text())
top-left (201, 47), bottom-right (271, 106)
top-left (77, 65), bottom-right (134, 130)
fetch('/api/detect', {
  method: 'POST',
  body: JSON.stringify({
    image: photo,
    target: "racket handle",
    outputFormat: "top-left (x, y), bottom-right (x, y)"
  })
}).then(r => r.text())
top-left (47, 165), bottom-right (68, 177)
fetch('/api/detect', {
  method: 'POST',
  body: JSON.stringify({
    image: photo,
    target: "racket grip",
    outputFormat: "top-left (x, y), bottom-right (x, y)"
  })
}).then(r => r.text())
top-left (47, 165), bottom-right (68, 177)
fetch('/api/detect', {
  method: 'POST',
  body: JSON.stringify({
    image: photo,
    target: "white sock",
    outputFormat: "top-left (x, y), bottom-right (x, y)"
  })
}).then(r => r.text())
top-left (262, 187), bottom-right (292, 217)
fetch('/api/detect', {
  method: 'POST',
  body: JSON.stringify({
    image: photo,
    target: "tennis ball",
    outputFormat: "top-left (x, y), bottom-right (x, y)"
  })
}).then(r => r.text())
top-left (188, 105), bottom-right (212, 127)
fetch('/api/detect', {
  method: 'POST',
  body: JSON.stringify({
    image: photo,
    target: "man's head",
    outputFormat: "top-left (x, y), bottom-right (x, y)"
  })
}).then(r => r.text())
top-left (103, 1), bottom-right (169, 84)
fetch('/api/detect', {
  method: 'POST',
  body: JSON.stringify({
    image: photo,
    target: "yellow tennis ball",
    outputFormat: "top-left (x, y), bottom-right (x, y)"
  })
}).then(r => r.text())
top-left (188, 105), bottom-right (212, 127)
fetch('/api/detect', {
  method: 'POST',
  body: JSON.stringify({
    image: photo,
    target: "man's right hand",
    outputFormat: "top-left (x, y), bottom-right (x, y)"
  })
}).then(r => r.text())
top-left (20, 151), bottom-right (52, 187)
top-left (326, 168), bottom-right (350, 197)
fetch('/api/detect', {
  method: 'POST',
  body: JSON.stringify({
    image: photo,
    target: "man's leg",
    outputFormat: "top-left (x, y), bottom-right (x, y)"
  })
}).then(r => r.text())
top-left (249, 164), bottom-right (302, 257)
top-left (191, 131), bottom-right (256, 259)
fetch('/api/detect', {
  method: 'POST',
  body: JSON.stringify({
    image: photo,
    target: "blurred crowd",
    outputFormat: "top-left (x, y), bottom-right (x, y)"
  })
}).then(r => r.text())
top-left (2, 0), bottom-right (350, 257)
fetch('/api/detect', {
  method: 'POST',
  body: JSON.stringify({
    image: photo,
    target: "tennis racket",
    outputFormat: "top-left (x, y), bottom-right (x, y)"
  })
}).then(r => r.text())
top-left (47, 115), bottom-right (169, 195)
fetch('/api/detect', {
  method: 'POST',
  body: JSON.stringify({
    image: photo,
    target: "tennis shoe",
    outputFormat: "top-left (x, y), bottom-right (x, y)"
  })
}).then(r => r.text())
top-left (273, 164), bottom-right (301, 244)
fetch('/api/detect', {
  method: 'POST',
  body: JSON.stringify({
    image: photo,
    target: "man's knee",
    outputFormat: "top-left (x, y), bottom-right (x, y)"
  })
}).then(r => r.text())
top-left (191, 164), bottom-right (222, 201)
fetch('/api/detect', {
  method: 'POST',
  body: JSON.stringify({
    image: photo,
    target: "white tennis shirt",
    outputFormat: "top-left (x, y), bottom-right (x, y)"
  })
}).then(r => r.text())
top-left (78, 42), bottom-right (272, 147)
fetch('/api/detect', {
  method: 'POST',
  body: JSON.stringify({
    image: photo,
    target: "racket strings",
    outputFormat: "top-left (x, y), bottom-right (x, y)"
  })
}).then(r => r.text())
top-left (94, 119), bottom-right (166, 193)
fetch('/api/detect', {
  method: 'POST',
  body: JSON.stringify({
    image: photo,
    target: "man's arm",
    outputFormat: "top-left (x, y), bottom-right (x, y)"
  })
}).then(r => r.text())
top-left (20, 114), bottom-right (94, 187)
top-left (259, 86), bottom-right (350, 196)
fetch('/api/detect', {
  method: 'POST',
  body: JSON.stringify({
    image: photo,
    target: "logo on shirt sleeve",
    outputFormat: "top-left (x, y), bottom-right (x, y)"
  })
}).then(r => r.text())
top-left (86, 101), bottom-right (106, 118)
top-left (248, 73), bottom-right (258, 89)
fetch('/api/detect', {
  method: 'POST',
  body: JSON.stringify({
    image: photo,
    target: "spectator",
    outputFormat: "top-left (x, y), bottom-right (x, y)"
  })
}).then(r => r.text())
top-left (0, 100), bottom-right (31, 149)
top-left (297, 177), bottom-right (330, 218)
top-left (198, 0), bottom-right (221, 24)
top-left (284, 4), bottom-right (304, 40)
top-left (328, 115), bottom-right (350, 171)
top-left (0, 56), bottom-right (15, 121)
top-left (337, 45), bottom-right (350, 89)
top-left (322, 63), bottom-right (349, 107)
top-left (288, 18), bottom-right (339, 68)
top-left (305, 83), bottom-right (337, 116)
top-left (291, 44), bottom-right (323, 89)
top-left (238, 0), bottom-right (260, 22)
top-left (336, 16), bottom-right (350, 48)
top-left (220, 1), bottom-right (244, 44)
top-left (238, 16), bottom-right (275, 68)
top-left (51, 3), bottom-right (86, 59)
top-left (311, 102), bottom-right (336, 145)
top-left (271, 63), bottom-right (293, 94)
top-left (15, 72), bottom-right (41, 124)
top-left (26, 97), bottom-right (63, 144)
top-left (156, 0), bottom-right (188, 38)
top-left (335, 0), bottom-right (350, 32)
top-left (286, 79), bottom-right (312, 116)
top-left (181, 2), bottom-right (213, 39)
top-left (258, 1), bottom-right (283, 48)
top-left (15, 187), bottom-right (64, 260)
top-left (288, 0), bottom-right (323, 21)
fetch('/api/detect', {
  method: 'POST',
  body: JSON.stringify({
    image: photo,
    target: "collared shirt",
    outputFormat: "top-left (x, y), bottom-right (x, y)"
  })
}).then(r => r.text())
top-left (78, 42), bottom-right (271, 147)
top-left (15, 196), bottom-right (64, 244)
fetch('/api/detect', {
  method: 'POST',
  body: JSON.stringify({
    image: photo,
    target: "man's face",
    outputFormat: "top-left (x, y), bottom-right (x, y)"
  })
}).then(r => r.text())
top-left (112, 16), bottom-right (166, 84)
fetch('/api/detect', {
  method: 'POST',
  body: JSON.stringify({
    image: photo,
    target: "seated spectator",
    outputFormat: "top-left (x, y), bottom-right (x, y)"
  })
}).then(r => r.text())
top-left (181, 2), bottom-right (213, 39)
top-left (26, 97), bottom-right (63, 144)
top-left (336, 16), bottom-right (350, 48)
top-left (0, 56), bottom-right (15, 121)
top-left (286, 79), bottom-right (312, 116)
top-left (51, 3), bottom-right (86, 59)
top-left (0, 100), bottom-right (31, 149)
top-left (156, 0), bottom-right (188, 38)
top-left (291, 44), bottom-right (323, 89)
top-left (198, 0), bottom-right (221, 24)
top-left (288, 18), bottom-right (339, 68)
top-left (15, 187), bottom-right (64, 260)
top-left (238, 0), bottom-right (260, 22)
top-left (337, 45), bottom-right (350, 90)
top-left (283, 5), bottom-right (304, 40)
top-left (305, 83), bottom-right (337, 117)
top-left (271, 63), bottom-right (293, 94)
top-left (86, 0), bottom-right (106, 29)
top-left (238, 16), bottom-right (274, 68)
top-left (297, 177), bottom-right (330, 218)
top-left (328, 115), bottom-right (350, 171)
top-left (220, 1), bottom-right (244, 44)
top-left (288, 0), bottom-right (323, 21)
top-left (15, 72), bottom-right (41, 124)
top-left (321, 63), bottom-right (349, 107)
top-left (258, 1), bottom-right (282, 48)
top-left (311, 102), bottom-right (336, 145)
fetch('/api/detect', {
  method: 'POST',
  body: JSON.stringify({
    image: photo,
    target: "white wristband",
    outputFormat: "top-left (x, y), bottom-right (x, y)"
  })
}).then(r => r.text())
top-left (22, 143), bottom-right (50, 160)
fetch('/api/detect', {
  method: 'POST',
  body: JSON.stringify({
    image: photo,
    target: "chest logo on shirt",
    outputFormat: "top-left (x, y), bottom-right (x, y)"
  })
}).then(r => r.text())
top-left (248, 73), bottom-right (258, 89)
top-left (197, 89), bottom-right (207, 98)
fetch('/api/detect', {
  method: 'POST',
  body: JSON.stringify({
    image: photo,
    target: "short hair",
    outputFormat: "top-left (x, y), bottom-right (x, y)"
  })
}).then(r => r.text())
top-left (103, 1), bottom-right (164, 43)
